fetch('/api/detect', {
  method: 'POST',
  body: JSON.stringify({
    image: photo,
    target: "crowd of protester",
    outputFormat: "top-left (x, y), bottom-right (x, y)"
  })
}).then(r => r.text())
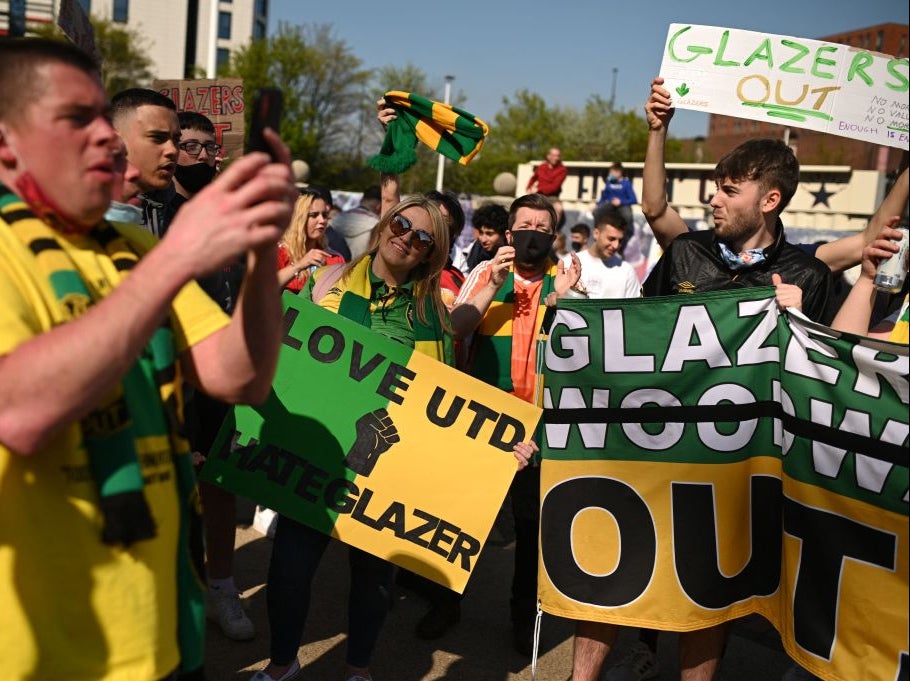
top-left (0, 37), bottom-right (907, 681)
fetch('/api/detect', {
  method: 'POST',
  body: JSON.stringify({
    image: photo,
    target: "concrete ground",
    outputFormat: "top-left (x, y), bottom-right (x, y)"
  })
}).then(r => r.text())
top-left (206, 499), bottom-right (793, 681)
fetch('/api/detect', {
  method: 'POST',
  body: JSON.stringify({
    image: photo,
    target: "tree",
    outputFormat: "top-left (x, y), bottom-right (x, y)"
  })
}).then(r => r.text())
top-left (446, 89), bottom-right (567, 195)
top-left (225, 22), bottom-right (370, 182)
top-left (30, 16), bottom-right (153, 95)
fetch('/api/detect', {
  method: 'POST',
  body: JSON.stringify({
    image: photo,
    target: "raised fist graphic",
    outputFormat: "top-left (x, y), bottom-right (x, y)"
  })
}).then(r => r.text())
top-left (343, 408), bottom-right (400, 477)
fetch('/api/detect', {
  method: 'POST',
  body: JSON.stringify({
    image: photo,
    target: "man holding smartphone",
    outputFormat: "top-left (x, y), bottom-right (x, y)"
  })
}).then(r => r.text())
top-left (0, 38), bottom-right (296, 681)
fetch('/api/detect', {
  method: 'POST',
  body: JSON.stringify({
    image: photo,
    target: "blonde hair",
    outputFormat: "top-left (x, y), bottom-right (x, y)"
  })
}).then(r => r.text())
top-left (343, 196), bottom-right (451, 329)
top-left (281, 192), bottom-right (327, 263)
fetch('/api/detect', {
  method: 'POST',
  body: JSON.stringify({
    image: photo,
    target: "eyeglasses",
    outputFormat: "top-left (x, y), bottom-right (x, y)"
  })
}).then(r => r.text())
top-left (389, 214), bottom-right (435, 252)
top-left (178, 140), bottom-right (222, 157)
top-left (307, 210), bottom-right (331, 220)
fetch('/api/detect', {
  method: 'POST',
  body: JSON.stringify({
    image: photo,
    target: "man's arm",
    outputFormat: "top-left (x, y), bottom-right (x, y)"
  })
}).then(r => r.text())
top-left (831, 221), bottom-right (903, 335)
top-left (641, 77), bottom-right (688, 251)
top-left (0, 135), bottom-right (295, 456)
top-left (450, 249), bottom-right (514, 339)
top-left (380, 172), bottom-right (400, 218)
top-left (815, 168), bottom-right (908, 272)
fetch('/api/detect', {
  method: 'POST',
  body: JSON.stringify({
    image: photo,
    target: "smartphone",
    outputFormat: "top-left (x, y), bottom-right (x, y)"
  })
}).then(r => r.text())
top-left (247, 87), bottom-right (284, 160)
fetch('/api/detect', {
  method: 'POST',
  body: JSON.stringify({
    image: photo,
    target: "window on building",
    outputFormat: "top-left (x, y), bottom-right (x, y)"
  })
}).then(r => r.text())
top-left (113, 0), bottom-right (128, 22)
top-left (216, 48), bottom-right (231, 72)
top-left (876, 31), bottom-right (884, 52)
top-left (255, 0), bottom-right (268, 17)
top-left (899, 35), bottom-right (906, 58)
top-left (218, 11), bottom-right (232, 40)
top-left (78, 0), bottom-right (91, 12)
top-left (253, 18), bottom-right (267, 40)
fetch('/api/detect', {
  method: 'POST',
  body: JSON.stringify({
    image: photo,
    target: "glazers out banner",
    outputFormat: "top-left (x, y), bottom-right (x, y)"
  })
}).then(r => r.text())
top-left (201, 294), bottom-right (541, 594)
top-left (539, 288), bottom-right (908, 681)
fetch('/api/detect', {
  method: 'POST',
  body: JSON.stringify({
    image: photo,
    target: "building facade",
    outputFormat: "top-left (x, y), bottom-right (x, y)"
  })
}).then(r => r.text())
top-left (706, 23), bottom-right (909, 172)
top-left (0, 0), bottom-right (268, 78)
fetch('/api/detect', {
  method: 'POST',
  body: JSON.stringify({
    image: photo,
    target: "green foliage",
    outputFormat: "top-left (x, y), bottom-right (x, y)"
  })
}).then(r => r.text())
top-left (29, 16), bottom-right (152, 95)
top-left (219, 22), bottom-right (687, 194)
top-left (225, 22), bottom-right (370, 180)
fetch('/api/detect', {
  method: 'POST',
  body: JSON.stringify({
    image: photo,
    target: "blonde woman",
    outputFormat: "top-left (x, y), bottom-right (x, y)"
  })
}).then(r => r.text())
top-left (254, 196), bottom-right (537, 681)
top-left (277, 188), bottom-right (345, 292)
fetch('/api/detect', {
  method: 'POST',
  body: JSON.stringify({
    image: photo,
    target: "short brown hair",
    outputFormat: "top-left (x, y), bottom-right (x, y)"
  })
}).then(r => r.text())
top-left (508, 193), bottom-right (558, 233)
top-left (0, 38), bottom-right (99, 124)
top-left (714, 139), bottom-right (799, 214)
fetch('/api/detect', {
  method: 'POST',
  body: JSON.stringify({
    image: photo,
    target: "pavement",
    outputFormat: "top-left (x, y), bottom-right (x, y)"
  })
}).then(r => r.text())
top-left (206, 499), bottom-right (794, 681)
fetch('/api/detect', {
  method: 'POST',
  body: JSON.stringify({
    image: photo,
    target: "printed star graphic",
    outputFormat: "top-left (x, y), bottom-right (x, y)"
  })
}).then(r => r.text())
top-left (810, 183), bottom-right (835, 208)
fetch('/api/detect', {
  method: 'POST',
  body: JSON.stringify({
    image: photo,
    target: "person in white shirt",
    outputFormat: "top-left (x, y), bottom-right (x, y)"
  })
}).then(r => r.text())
top-left (576, 206), bottom-right (641, 299)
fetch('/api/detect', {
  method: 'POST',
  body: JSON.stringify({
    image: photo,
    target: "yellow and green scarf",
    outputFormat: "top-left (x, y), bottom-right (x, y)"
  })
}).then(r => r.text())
top-left (0, 187), bottom-right (205, 677)
top-left (368, 90), bottom-right (490, 174)
top-left (472, 264), bottom-right (558, 399)
top-left (308, 256), bottom-right (454, 365)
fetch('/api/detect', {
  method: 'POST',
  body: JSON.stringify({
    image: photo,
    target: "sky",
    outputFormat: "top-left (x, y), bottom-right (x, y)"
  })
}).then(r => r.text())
top-left (269, 0), bottom-right (908, 139)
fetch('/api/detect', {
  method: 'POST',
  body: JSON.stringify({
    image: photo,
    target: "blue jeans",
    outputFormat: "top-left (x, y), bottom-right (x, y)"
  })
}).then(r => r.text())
top-left (266, 514), bottom-right (394, 668)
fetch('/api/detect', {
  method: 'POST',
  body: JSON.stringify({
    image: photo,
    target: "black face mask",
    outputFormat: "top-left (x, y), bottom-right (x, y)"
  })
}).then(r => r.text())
top-left (174, 162), bottom-right (217, 194)
top-left (571, 241), bottom-right (584, 252)
top-left (511, 229), bottom-right (554, 268)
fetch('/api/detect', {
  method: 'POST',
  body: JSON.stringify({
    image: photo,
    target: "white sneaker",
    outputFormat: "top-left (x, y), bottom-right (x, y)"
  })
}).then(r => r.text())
top-left (605, 641), bottom-right (660, 681)
top-left (249, 658), bottom-right (301, 681)
top-left (207, 586), bottom-right (255, 640)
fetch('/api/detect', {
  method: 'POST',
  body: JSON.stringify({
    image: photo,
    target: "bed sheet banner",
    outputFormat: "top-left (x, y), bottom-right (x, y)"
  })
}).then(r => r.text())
top-left (658, 23), bottom-right (909, 149)
top-left (540, 287), bottom-right (908, 681)
top-left (200, 293), bottom-right (541, 594)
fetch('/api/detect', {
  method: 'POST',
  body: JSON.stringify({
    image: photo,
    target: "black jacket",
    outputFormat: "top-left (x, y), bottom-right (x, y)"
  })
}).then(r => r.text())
top-left (643, 223), bottom-right (832, 323)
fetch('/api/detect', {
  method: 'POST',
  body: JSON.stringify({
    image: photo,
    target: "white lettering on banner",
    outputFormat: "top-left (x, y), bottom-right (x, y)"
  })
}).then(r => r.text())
top-left (809, 400), bottom-right (908, 493)
top-left (784, 323), bottom-right (840, 385)
top-left (696, 384), bottom-right (759, 451)
top-left (620, 389), bottom-right (684, 450)
top-left (736, 299), bottom-right (779, 366)
top-left (602, 310), bottom-right (656, 373)
top-left (543, 387), bottom-right (611, 449)
top-left (850, 343), bottom-right (910, 403)
top-left (662, 305), bottom-right (733, 371)
top-left (546, 310), bottom-right (591, 372)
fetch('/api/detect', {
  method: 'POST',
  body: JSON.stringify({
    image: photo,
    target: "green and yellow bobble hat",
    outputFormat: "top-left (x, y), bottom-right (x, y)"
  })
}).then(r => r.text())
top-left (368, 91), bottom-right (490, 173)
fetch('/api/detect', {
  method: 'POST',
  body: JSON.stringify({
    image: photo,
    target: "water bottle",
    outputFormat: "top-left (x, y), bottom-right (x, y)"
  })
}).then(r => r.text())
top-left (873, 225), bottom-right (909, 293)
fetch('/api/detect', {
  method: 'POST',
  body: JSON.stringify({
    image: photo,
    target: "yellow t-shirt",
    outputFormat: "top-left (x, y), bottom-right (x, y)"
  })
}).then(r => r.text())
top-left (0, 222), bottom-right (230, 681)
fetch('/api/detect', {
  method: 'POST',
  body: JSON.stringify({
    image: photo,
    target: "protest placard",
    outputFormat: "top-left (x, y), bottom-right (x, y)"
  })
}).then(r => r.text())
top-left (57, 0), bottom-right (99, 61)
top-left (152, 78), bottom-right (245, 162)
top-left (201, 293), bottom-right (542, 594)
top-left (658, 24), bottom-right (909, 148)
top-left (539, 289), bottom-right (908, 681)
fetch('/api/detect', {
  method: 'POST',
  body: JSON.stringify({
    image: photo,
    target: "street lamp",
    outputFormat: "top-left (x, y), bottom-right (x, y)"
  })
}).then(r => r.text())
top-left (435, 75), bottom-right (455, 192)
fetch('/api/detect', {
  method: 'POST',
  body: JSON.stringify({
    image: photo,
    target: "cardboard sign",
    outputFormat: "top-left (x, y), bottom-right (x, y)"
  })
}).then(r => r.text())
top-left (539, 289), bottom-right (909, 681)
top-left (201, 294), bottom-right (542, 594)
top-left (658, 24), bottom-right (910, 148)
top-left (152, 78), bottom-right (245, 162)
top-left (57, 0), bottom-right (99, 61)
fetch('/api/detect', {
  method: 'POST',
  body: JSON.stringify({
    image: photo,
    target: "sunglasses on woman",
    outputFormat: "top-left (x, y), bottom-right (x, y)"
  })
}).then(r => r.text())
top-left (389, 214), bottom-right (435, 252)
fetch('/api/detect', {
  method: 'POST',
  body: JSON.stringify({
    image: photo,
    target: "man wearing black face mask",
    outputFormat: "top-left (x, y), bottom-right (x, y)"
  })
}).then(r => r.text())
top-left (452, 193), bottom-right (581, 655)
top-left (172, 110), bottom-right (256, 643)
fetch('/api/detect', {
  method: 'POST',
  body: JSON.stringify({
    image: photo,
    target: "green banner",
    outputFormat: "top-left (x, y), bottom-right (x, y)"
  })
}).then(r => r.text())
top-left (201, 294), bottom-right (541, 593)
top-left (540, 287), bottom-right (908, 681)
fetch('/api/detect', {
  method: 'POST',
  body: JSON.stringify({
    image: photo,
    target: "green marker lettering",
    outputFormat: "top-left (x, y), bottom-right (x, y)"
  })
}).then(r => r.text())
top-left (714, 30), bottom-right (741, 67)
top-left (885, 58), bottom-right (909, 93)
top-left (668, 25), bottom-right (713, 64)
top-left (847, 52), bottom-right (874, 86)
top-left (743, 38), bottom-right (773, 69)
top-left (779, 40), bottom-right (810, 74)
top-left (811, 45), bottom-right (838, 80)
